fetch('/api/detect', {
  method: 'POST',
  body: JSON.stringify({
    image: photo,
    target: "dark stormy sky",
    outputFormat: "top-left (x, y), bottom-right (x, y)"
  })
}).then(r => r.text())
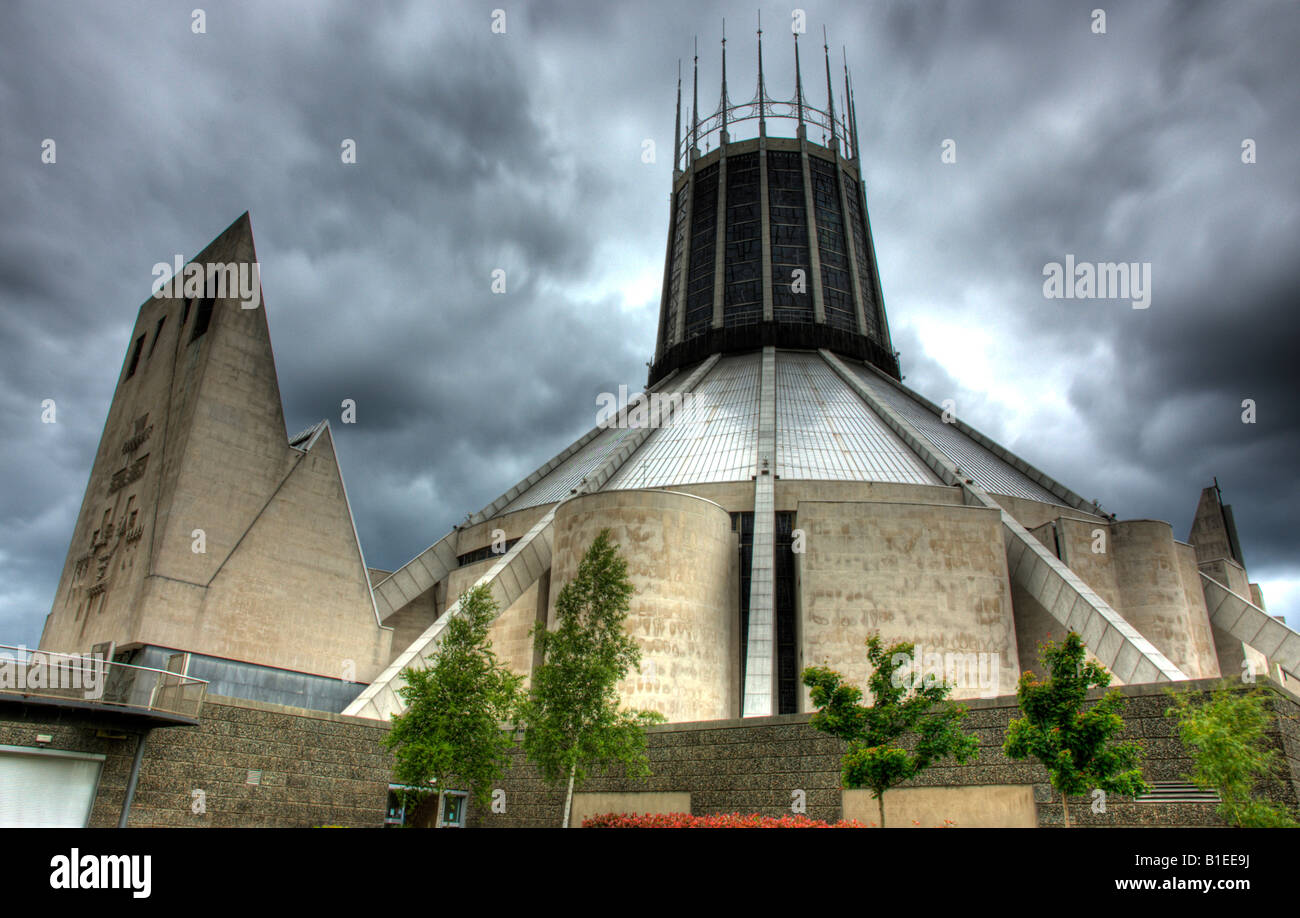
top-left (2, 0), bottom-right (1297, 649)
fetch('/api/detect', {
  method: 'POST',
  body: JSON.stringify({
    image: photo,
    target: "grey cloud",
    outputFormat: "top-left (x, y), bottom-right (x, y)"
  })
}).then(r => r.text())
top-left (2, 0), bottom-right (1297, 649)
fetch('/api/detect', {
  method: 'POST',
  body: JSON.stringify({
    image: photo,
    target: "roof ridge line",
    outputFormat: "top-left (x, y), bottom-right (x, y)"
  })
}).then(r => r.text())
top-left (850, 358), bottom-right (1099, 515)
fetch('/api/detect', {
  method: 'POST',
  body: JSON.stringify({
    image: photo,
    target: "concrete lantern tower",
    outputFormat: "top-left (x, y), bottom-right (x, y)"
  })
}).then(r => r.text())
top-left (345, 28), bottom-right (1300, 725)
top-left (650, 27), bottom-right (897, 386)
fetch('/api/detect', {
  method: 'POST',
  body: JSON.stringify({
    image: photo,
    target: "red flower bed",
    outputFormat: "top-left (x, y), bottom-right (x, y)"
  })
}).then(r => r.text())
top-left (582, 812), bottom-right (865, 828)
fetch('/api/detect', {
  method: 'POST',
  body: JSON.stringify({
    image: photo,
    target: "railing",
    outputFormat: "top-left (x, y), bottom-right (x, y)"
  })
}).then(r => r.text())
top-left (0, 644), bottom-right (207, 720)
top-left (681, 96), bottom-right (855, 168)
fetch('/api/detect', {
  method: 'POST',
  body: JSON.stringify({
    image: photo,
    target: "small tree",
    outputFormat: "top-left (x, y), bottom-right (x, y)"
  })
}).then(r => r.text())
top-left (1166, 681), bottom-right (1299, 828)
top-left (382, 583), bottom-right (522, 824)
top-left (1003, 632), bottom-right (1147, 827)
top-left (517, 529), bottom-right (664, 827)
top-left (802, 634), bottom-right (978, 828)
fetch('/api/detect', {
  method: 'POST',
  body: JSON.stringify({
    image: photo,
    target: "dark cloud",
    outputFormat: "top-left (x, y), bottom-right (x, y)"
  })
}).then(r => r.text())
top-left (2, 0), bottom-right (1297, 648)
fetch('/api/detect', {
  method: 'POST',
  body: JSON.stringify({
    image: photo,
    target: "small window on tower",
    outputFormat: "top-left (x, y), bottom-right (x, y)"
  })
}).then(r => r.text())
top-left (125, 334), bottom-right (145, 378)
top-left (148, 315), bottom-right (167, 357)
top-left (190, 297), bottom-right (214, 342)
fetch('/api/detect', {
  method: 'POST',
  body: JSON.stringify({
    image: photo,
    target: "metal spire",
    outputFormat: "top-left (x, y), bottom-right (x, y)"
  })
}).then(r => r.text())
top-left (691, 36), bottom-right (699, 161)
top-left (842, 47), bottom-right (853, 160)
top-left (720, 19), bottom-right (729, 143)
top-left (673, 59), bottom-right (682, 172)
top-left (793, 31), bottom-right (805, 136)
top-left (823, 26), bottom-right (837, 152)
top-left (756, 11), bottom-right (766, 135)
top-left (847, 65), bottom-right (862, 165)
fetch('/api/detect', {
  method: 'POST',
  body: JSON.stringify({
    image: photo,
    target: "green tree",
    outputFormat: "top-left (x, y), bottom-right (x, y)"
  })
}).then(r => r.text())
top-left (517, 529), bottom-right (664, 827)
top-left (1003, 632), bottom-right (1147, 827)
top-left (382, 583), bottom-right (522, 824)
top-left (802, 634), bottom-right (979, 828)
top-left (1165, 680), bottom-right (1299, 828)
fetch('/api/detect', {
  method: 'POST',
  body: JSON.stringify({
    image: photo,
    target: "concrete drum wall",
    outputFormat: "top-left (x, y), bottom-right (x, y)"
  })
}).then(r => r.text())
top-left (549, 489), bottom-right (738, 723)
top-left (796, 500), bottom-right (1020, 703)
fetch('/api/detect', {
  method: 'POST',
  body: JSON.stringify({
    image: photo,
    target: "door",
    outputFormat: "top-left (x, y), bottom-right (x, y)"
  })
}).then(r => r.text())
top-left (0, 746), bottom-right (105, 827)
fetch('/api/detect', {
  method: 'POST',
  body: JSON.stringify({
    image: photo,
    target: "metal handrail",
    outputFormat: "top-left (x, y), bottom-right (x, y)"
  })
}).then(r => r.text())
top-left (0, 644), bottom-right (203, 680)
top-left (680, 101), bottom-right (854, 171)
top-left (0, 643), bottom-right (208, 720)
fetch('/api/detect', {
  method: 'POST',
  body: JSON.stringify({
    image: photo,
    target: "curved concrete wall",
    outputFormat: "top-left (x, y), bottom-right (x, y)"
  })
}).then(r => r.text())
top-left (1172, 541), bottom-right (1220, 679)
top-left (796, 500), bottom-right (1020, 702)
top-left (446, 556), bottom-right (544, 686)
top-left (1111, 520), bottom-right (1217, 679)
top-left (549, 489), bottom-right (737, 723)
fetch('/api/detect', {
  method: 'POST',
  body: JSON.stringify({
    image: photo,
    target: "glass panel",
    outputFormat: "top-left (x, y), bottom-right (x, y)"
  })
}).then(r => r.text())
top-left (733, 511), bottom-right (754, 687)
top-left (842, 173), bottom-right (882, 342)
top-left (684, 164), bottom-right (719, 341)
top-left (608, 353), bottom-right (761, 489)
top-left (661, 184), bottom-right (690, 350)
top-left (848, 363), bottom-right (1068, 505)
top-left (767, 151), bottom-right (813, 324)
top-left (775, 352), bottom-right (939, 484)
top-left (775, 512), bottom-right (798, 715)
top-left (499, 424), bottom-right (641, 514)
top-left (723, 153), bottom-right (761, 328)
top-left (809, 156), bottom-right (856, 333)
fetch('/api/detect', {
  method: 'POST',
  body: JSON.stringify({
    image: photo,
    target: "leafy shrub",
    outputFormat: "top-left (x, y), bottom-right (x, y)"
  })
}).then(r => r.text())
top-left (1166, 681), bottom-right (1299, 828)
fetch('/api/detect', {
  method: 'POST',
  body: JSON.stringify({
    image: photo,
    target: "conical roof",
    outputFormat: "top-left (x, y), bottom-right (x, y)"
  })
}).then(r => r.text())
top-left (490, 349), bottom-right (1090, 518)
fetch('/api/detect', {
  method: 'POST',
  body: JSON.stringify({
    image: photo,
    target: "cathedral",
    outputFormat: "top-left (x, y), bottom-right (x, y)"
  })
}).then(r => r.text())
top-left (38, 33), bottom-right (1299, 731)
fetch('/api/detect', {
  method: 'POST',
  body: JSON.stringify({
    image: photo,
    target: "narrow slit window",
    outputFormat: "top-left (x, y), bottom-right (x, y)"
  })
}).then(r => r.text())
top-left (125, 334), bottom-right (145, 378)
top-left (148, 316), bottom-right (166, 357)
top-left (190, 297), bottom-right (214, 342)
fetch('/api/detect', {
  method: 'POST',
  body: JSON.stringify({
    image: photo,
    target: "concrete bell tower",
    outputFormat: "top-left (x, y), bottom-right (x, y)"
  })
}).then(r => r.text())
top-left (40, 213), bottom-right (392, 711)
